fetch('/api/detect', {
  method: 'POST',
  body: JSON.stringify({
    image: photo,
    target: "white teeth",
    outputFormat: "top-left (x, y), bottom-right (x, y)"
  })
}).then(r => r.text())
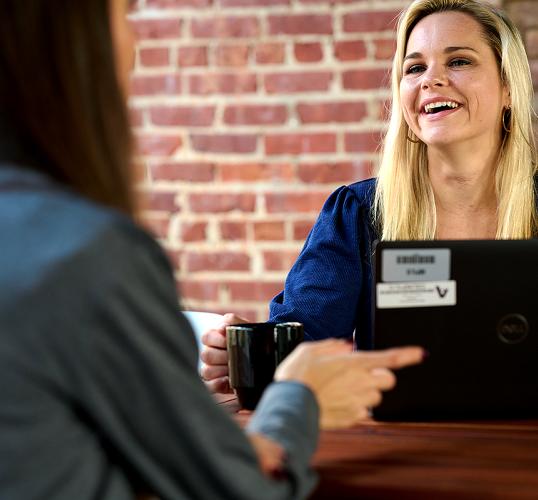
top-left (424, 101), bottom-right (459, 113)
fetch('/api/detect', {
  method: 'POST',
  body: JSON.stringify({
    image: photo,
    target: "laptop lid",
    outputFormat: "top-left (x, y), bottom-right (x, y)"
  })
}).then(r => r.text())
top-left (372, 239), bottom-right (538, 421)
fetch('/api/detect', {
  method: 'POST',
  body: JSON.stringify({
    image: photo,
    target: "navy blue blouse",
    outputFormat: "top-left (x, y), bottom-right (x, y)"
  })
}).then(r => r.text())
top-left (269, 178), bottom-right (380, 349)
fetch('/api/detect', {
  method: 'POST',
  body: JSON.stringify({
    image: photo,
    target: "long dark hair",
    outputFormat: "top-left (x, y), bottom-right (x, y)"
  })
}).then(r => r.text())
top-left (0, 0), bottom-right (134, 215)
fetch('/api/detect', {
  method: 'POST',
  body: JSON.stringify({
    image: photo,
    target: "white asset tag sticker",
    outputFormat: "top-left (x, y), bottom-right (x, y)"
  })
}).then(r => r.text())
top-left (376, 280), bottom-right (456, 309)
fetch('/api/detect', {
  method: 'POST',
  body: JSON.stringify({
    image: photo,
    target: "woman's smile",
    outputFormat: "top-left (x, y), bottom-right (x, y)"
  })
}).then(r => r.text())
top-left (420, 99), bottom-right (463, 121)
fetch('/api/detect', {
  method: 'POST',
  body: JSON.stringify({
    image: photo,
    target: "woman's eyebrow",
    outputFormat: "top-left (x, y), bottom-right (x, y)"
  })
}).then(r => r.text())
top-left (445, 45), bottom-right (478, 54)
top-left (403, 46), bottom-right (478, 61)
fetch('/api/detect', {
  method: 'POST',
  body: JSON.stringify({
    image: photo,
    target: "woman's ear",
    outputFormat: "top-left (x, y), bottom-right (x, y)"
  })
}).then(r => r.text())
top-left (504, 89), bottom-right (512, 110)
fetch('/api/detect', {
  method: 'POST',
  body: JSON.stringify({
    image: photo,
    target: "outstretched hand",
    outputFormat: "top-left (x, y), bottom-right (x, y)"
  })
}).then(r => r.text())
top-left (274, 339), bottom-right (425, 429)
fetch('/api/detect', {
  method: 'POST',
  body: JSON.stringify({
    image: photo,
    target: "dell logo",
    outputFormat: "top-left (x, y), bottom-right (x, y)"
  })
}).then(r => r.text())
top-left (497, 314), bottom-right (529, 344)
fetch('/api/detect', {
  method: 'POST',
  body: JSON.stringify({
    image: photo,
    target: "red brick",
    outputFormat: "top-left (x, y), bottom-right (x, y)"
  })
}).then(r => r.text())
top-left (216, 44), bottom-right (249, 67)
top-left (178, 47), bottom-right (208, 66)
top-left (180, 280), bottom-right (219, 301)
top-left (223, 105), bottom-right (287, 125)
top-left (343, 10), bottom-right (400, 33)
top-left (151, 162), bottom-right (215, 182)
top-left (334, 40), bottom-right (367, 61)
top-left (344, 131), bottom-right (382, 153)
top-left (264, 250), bottom-right (301, 271)
top-left (147, 0), bottom-right (210, 6)
top-left (298, 161), bottom-right (373, 183)
top-left (294, 220), bottom-right (316, 240)
top-left (295, 43), bottom-right (323, 62)
top-left (254, 221), bottom-right (285, 240)
top-left (374, 39), bottom-right (397, 60)
top-left (187, 252), bottom-right (250, 272)
top-left (146, 191), bottom-right (180, 212)
top-left (268, 14), bottom-right (332, 35)
top-left (136, 134), bottom-right (183, 156)
top-left (189, 193), bottom-right (256, 213)
top-left (223, 0), bottom-right (288, 6)
top-left (191, 134), bottom-right (257, 154)
top-left (191, 17), bottom-right (260, 38)
top-left (181, 222), bottom-right (207, 242)
top-left (343, 69), bottom-right (388, 90)
top-left (227, 281), bottom-right (284, 301)
top-left (129, 108), bottom-right (144, 127)
top-left (265, 192), bottom-right (330, 213)
top-left (189, 73), bottom-right (257, 94)
top-left (221, 222), bottom-right (247, 240)
top-left (296, 102), bottom-right (367, 124)
top-left (265, 72), bottom-right (332, 93)
top-left (130, 75), bottom-right (182, 96)
top-left (139, 47), bottom-right (170, 67)
top-left (131, 18), bottom-right (182, 39)
top-left (255, 43), bottom-right (285, 64)
top-left (526, 30), bottom-right (538, 58)
top-left (139, 214), bottom-right (170, 238)
top-left (265, 133), bottom-right (336, 155)
top-left (507, 2), bottom-right (538, 31)
top-left (220, 163), bottom-right (294, 182)
top-left (150, 106), bottom-right (215, 127)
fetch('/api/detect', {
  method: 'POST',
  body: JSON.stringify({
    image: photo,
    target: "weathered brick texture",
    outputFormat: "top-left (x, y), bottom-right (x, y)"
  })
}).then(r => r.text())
top-left (131, 0), bottom-right (535, 320)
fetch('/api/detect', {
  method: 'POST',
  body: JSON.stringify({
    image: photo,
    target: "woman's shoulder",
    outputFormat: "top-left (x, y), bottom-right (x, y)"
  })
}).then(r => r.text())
top-left (0, 164), bottom-right (168, 297)
top-left (343, 177), bottom-right (377, 202)
top-left (319, 177), bottom-right (377, 217)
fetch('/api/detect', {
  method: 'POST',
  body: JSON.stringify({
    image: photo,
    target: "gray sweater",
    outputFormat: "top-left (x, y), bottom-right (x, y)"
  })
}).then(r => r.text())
top-left (0, 164), bottom-right (319, 500)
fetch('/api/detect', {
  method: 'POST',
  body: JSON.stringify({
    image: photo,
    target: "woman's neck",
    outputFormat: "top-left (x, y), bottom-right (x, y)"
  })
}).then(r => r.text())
top-left (428, 144), bottom-right (499, 240)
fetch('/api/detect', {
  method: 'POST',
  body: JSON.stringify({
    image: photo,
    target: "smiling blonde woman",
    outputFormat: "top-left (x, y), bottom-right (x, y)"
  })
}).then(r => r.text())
top-left (376, 0), bottom-right (537, 241)
top-left (201, 0), bottom-right (538, 392)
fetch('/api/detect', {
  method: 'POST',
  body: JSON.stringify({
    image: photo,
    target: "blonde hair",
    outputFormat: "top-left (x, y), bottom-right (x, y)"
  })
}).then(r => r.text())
top-left (374, 0), bottom-right (537, 240)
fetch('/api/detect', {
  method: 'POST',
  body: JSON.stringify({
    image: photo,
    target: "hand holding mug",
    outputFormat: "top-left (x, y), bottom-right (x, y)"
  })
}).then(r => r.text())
top-left (200, 313), bottom-right (248, 394)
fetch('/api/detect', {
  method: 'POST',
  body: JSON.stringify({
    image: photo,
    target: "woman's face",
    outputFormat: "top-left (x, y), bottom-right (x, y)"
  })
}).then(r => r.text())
top-left (400, 11), bottom-right (510, 150)
top-left (109, 0), bottom-right (136, 98)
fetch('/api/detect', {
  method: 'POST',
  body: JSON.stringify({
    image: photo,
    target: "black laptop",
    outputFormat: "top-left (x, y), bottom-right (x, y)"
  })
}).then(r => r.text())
top-left (372, 239), bottom-right (538, 421)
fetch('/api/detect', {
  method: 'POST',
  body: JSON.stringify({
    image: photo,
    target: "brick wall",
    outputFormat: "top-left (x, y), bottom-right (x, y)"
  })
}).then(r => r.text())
top-left (130, 0), bottom-right (537, 322)
top-left (505, 0), bottom-right (538, 114)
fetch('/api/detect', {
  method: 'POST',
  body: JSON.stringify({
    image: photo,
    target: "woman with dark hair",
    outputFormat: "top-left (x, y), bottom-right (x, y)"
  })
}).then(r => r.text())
top-left (0, 0), bottom-right (423, 498)
top-left (201, 0), bottom-right (538, 394)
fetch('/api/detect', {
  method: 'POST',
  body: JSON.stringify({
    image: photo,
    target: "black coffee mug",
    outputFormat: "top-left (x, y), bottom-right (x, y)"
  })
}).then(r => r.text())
top-left (227, 322), bottom-right (304, 410)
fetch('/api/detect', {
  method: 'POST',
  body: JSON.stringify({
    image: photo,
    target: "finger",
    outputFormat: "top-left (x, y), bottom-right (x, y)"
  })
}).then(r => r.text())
top-left (320, 405), bottom-right (370, 430)
top-left (220, 313), bottom-right (249, 329)
top-left (202, 313), bottom-right (249, 339)
top-left (361, 388), bottom-right (383, 408)
top-left (204, 376), bottom-right (233, 394)
top-left (353, 346), bottom-right (425, 370)
top-left (200, 346), bottom-right (229, 365)
top-left (201, 328), bottom-right (227, 349)
top-left (369, 367), bottom-right (397, 391)
top-left (201, 364), bottom-right (229, 381)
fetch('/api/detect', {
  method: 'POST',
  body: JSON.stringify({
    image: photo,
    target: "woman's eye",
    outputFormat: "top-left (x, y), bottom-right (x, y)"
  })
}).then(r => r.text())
top-left (450, 59), bottom-right (471, 67)
top-left (404, 65), bottom-right (424, 75)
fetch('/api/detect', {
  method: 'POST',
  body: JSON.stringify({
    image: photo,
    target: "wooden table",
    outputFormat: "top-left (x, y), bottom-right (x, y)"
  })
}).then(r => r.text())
top-left (215, 394), bottom-right (538, 500)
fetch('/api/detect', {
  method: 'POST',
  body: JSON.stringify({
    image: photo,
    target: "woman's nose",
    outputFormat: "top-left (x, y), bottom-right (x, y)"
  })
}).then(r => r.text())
top-left (421, 65), bottom-right (448, 90)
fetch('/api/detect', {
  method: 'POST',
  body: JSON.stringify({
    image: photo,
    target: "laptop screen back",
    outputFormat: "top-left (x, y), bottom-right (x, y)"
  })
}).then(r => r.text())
top-left (372, 239), bottom-right (538, 421)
